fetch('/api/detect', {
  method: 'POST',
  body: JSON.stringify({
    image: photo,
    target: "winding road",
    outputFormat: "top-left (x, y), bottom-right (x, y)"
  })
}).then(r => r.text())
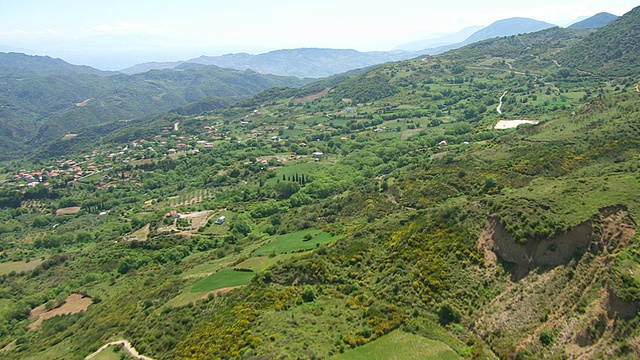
top-left (85, 340), bottom-right (154, 360)
top-left (497, 91), bottom-right (508, 114)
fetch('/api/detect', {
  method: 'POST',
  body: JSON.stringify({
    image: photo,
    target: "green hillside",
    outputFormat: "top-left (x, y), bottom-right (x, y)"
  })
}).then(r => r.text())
top-left (558, 5), bottom-right (640, 76)
top-left (0, 60), bottom-right (307, 159)
top-left (0, 52), bottom-right (110, 76)
top-left (0, 9), bottom-right (639, 360)
top-left (568, 12), bottom-right (618, 29)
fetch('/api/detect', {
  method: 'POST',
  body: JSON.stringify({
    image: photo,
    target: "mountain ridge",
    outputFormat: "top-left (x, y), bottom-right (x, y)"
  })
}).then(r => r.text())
top-left (568, 12), bottom-right (618, 29)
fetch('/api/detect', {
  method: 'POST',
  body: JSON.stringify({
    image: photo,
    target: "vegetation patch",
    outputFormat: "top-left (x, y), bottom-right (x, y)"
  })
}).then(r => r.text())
top-left (0, 259), bottom-right (44, 275)
top-left (190, 269), bottom-right (255, 293)
top-left (254, 230), bottom-right (340, 255)
top-left (332, 330), bottom-right (459, 360)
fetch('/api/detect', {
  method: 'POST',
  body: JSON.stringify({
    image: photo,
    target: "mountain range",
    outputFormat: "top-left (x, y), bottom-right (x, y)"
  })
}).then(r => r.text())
top-left (120, 17), bottom-right (560, 78)
top-left (120, 13), bottom-right (614, 79)
top-left (0, 56), bottom-right (307, 158)
top-left (0, 12), bottom-right (623, 160)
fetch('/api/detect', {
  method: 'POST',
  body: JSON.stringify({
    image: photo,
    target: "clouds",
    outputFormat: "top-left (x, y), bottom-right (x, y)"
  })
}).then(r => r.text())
top-left (89, 22), bottom-right (164, 36)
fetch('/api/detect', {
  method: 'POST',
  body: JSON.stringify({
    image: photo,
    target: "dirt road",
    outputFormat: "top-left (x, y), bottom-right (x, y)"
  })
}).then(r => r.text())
top-left (85, 340), bottom-right (154, 360)
top-left (497, 91), bottom-right (508, 114)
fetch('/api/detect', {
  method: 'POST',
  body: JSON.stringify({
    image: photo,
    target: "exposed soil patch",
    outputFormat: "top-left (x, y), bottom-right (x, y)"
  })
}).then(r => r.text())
top-left (475, 206), bottom-right (637, 357)
top-left (479, 206), bottom-right (632, 280)
top-left (75, 99), bottom-right (91, 107)
top-left (56, 206), bottom-right (81, 215)
top-left (28, 294), bottom-right (92, 331)
top-left (293, 88), bottom-right (330, 104)
top-left (180, 210), bottom-right (213, 230)
top-left (494, 119), bottom-right (539, 129)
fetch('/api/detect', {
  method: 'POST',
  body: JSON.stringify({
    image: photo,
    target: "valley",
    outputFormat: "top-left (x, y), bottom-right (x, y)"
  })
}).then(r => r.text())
top-left (0, 5), bottom-right (639, 360)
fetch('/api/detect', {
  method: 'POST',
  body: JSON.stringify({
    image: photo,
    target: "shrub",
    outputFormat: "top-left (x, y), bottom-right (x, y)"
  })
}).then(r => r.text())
top-left (539, 328), bottom-right (554, 346)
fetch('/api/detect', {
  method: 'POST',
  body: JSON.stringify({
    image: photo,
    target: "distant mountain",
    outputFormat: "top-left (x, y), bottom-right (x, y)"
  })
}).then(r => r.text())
top-left (121, 48), bottom-right (417, 78)
top-left (463, 17), bottom-right (556, 44)
top-left (558, 5), bottom-right (640, 76)
top-left (568, 12), bottom-right (618, 29)
top-left (121, 19), bottom-right (556, 79)
top-left (0, 57), bottom-right (307, 159)
top-left (117, 60), bottom-right (186, 76)
top-left (413, 17), bottom-right (558, 57)
top-left (394, 26), bottom-right (484, 51)
top-left (0, 52), bottom-right (110, 76)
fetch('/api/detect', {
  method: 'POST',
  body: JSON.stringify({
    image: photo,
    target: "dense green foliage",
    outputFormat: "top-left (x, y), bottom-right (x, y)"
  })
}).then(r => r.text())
top-left (0, 60), bottom-right (306, 159)
top-left (558, 5), bottom-right (640, 76)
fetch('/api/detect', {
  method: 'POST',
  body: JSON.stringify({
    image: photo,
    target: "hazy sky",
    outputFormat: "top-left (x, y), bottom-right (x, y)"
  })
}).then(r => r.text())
top-left (0, 0), bottom-right (638, 69)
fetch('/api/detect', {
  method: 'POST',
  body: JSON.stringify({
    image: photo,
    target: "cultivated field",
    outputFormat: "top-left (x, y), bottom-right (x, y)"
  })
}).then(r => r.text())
top-left (28, 294), bottom-right (92, 330)
top-left (332, 330), bottom-right (459, 360)
top-left (254, 229), bottom-right (340, 256)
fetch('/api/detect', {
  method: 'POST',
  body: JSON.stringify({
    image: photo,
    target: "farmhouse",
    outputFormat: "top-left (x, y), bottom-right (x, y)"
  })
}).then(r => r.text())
top-left (165, 210), bottom-right (180, 218)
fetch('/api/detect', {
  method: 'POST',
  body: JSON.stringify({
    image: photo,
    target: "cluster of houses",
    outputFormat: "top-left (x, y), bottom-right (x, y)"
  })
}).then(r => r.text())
top-left (5, 112), bottom-right (337, 190)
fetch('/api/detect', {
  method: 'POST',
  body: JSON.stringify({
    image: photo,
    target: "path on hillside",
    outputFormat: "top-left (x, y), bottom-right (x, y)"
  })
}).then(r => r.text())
top-left (85, 340), bottom-right (154, 360)
top-left (497, 91), bottom-right (508, 114)
top-left (468, 66), bottom-right (527, 76)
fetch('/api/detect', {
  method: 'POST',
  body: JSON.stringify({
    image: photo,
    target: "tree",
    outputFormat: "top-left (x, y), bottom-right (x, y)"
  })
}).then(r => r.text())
top-left (230, 214), bottom-right (252, 236)
top-left (275, 180), bottom-right (301, 199)
top-left (302, 285), bottom-right (316, 302)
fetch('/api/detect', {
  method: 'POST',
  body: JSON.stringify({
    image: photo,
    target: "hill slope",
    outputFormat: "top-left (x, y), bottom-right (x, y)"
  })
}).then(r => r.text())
top-left (568, 12), bottom-right (618, 29)
top-left (0, 62), bottom-right (306, 159)
top-left (0, 52), bottom-right (109, 76)
top-left (558, 5), bottom-right (640, 76)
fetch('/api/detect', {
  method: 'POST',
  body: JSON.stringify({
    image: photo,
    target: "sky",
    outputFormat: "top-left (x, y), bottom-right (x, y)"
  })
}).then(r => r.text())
top-left (0, 0), bottom-right (638, 70)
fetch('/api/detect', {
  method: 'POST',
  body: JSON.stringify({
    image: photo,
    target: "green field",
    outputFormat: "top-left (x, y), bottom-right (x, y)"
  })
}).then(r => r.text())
top-left (254, 229), bottom-right (340, 256)
top-left (332, 330), bottom-right (459, 360)
top-left (234, 253), bottom-right (299, 272)
top-left (0, 259), bottom-right (44, 275)
top-left (90, 346), bottom-right (133, 360)
top-left (266, 160), bottom-right (324, 186)
top-left (190, 269), bottom-right (255, 293)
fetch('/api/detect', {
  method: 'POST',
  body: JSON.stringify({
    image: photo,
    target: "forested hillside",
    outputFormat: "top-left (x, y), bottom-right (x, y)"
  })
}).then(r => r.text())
top-left (558, 5), bottom-right (640, 76)
top-left (0, 6), bottom-right (639, 360)
top-left (0, 58), bottom-right (307, 159)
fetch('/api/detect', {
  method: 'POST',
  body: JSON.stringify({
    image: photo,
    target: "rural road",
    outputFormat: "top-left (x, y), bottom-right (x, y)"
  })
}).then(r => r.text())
top-left (85, 340), bottom-right (154, 360)
top-left (497, 91), bottom-right (508, 114)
